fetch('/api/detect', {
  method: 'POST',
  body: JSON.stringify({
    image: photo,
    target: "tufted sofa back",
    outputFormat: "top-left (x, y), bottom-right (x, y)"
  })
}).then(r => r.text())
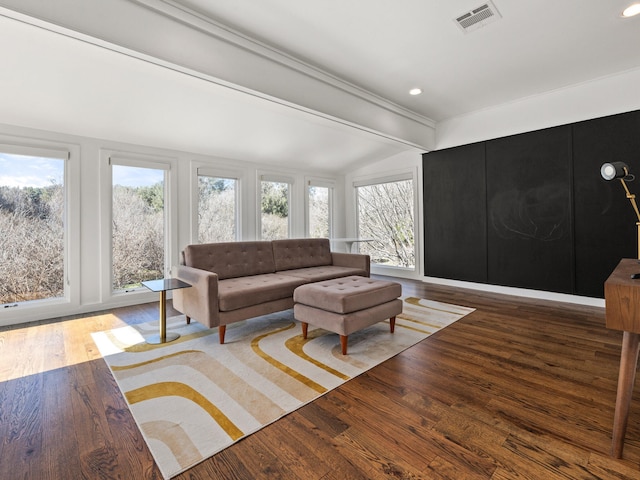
top-left (272, 238), bottom-right (332, 271)
top-left (183, 241), bottom-right (276, 279)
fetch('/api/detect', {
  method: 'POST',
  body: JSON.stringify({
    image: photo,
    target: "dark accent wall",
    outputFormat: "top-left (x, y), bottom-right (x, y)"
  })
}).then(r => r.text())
top-left (423, 109), bottom-right (640, 298)
top-left (424, 142), bottom-right (487, 283)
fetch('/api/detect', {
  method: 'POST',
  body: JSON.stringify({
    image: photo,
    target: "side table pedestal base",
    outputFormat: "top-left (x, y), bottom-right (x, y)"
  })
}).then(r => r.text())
top-left (146, 332), bottom-right (180, 344)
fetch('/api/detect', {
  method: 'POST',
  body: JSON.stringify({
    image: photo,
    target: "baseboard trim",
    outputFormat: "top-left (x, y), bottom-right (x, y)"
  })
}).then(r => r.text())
top-left (423, 276), bottom-right (605, 308)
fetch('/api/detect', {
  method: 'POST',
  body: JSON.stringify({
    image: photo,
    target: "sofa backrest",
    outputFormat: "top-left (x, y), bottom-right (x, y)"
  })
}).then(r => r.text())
top-left (183, 241), bottom-right (276, 279)
top-left (272, 238), bottom-right (332, 271)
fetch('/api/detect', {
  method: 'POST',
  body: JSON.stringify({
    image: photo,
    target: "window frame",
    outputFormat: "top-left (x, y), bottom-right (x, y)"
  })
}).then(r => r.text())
top-left (101, 150), bottom-right (178, 300)
top-left (258, 172), bottom-right (294, 240)
top-left (353, 168), bottom-right (419, 276)
top-left (305, 176), bottom-right (335, 239)
top-left (0, 138), bottom-right (80, 322)
top-left (194, 165), bottom-right (242, 243)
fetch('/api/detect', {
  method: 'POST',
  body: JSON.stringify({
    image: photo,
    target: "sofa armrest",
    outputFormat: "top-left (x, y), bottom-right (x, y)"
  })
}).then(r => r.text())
top-left (172, 265), bottom-right (220, 328)
top-left (331, 252), bottom-right (370, 277)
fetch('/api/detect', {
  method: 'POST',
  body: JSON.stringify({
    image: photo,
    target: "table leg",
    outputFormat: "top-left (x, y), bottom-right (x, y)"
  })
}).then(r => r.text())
top-left (146, 290), bottom-right (181, 344)
top-left (611, 331), bottom-right (640, 458)
top-left (159, 290), bottom-right (167, 341)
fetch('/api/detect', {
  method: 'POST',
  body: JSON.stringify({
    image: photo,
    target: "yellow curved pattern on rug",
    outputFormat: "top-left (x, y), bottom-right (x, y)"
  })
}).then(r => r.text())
top-left (284, 330), bottom-right (350, 381)
top-left (126, 330), bottom-right (214, 353)
top-left (126, 381), bottom-right (244, 441)
top-left (104, 328), bottom-right (213, 353)
top-left (395, 315), bottom-right (438, 333)
top-left (143, 420), bottom-right (202, 469)
top-left (109, 350), bottom-right (201, 371)
top-left (399, 297), bottom-right (461, 331)
top-left (251, 322), bottom-right (327, 394)
top-left (405, 297), bottom-right (466, 315)
top-left (112, 349), bottom-right (288, 424)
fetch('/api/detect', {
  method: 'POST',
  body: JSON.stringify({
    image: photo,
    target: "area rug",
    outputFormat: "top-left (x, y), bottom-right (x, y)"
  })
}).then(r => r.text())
top-left (92, 297), bottom-right (474, 479)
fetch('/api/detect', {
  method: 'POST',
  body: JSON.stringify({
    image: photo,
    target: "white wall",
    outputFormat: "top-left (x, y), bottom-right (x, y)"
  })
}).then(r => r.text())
top-left (0, 122), bottom-right (344, 326)
top-left (436, 66), bottom-right (640, 149)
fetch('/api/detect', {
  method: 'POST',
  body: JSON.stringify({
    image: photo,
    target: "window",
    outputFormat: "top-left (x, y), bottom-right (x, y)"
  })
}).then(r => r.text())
top-left (260, 176), bottom-right (292, 240)
top-left (197, 171), bottom-right (238, 243)
top-left (111, 159), bottom-right (168, 292)
top-left (0, 148), bottom-right (67, 305)
top-left (355, 175), bottom-right (415, 269)
top-left (307, 179), bottom-right (333, 238)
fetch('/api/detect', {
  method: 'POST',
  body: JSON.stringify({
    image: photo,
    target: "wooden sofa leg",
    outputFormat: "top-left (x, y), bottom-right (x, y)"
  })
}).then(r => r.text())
top-left (301, 322), bottom-right (308, 339)
top-left (340, 335), bottom-right (348, 355)
top-left (390, 316), bottom-right (396, 333)
top-left (186, 316), bottom-right (191, 325)
top-left (219, 325), bottom-right (226, 344)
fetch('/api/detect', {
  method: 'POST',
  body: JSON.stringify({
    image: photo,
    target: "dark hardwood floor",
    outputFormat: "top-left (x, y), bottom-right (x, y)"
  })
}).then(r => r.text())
top-left (2, 277), bottom-right (640, 479)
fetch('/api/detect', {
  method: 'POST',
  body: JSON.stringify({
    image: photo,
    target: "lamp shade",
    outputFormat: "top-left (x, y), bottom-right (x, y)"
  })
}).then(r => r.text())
top-left (601, 162), bottom-right (629, 181)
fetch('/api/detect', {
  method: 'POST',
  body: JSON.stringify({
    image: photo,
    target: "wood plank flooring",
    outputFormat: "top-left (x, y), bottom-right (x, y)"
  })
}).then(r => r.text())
top-left (2, 277), bottom-right (640, 479)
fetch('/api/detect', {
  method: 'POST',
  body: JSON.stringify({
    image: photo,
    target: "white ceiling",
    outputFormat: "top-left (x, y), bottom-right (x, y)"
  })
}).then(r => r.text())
top-left (0, 13), bottom-right (406, 172)
top-left (177, 0), bottom-right (640, 121)
top-left (0, 0), bottom-right (639, 173)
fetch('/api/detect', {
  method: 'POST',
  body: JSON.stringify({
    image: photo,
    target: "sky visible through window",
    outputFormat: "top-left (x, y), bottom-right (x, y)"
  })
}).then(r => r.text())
top-left (0, 153), bottom-right (63, 187)
top-left (0, 153), bottom-right (162, 188)
top-left (112, 165), bottom-right (163, 187)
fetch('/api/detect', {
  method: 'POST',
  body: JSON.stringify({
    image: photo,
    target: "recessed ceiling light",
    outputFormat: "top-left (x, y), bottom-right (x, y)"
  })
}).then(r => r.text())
top-left (409, 88), bottom-right (422, 96)
top-left (622, 3), bottom-right (640, 17)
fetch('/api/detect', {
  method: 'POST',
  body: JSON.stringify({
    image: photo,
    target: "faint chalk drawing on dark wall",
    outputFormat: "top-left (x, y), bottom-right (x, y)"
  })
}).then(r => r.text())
top-left (489, 183), bottom-right (570, 241)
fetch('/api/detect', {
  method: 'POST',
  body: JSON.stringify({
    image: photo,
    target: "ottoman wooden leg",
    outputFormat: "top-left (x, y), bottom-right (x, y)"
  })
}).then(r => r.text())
top-left (302, 322), bottom-right (308, 339)
top-left (390, 316), bottom-right (396, 333)
top-left (186, 316), bottom-right (191, 324)
top-left (340, 335), bottom-right (348, 355)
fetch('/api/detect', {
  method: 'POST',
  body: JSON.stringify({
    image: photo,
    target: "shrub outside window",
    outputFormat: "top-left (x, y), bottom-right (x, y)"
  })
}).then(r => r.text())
top-left (0, 150), bottom-right (66, 305)
top-left (356, 176), bottom-right (415, 269)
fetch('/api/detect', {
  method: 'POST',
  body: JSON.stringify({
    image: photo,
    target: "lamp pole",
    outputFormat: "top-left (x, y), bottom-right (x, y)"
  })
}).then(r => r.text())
top-left (601, 162), bottom-right (640, 260)
top-left (617, 178), bottom-right (640, 260)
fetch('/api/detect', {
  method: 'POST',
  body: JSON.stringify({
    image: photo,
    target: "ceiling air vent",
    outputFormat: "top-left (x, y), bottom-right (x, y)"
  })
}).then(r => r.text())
top-left (455, 1), bottom-right (502, 33)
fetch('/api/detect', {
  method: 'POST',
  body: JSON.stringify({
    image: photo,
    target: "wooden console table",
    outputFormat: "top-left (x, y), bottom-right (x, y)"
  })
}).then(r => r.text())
top-left (604, 258), bottom-right (640, 458)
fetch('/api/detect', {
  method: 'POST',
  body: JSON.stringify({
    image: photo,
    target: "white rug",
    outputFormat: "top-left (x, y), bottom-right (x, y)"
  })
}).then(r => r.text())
top-left (92, 297), bottom-right (474, 479)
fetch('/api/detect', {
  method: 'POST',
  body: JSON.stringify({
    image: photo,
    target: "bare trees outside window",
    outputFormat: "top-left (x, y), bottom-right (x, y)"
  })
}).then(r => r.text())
top-left (356, 178), bottom-right (415, 268)
top-left (261, 180), bottom-right (289, 240)
top-left (308, 185), bottom-right (330, 238)
top-left (112, 165), bottom-right (165, 291)
top-left (0, 153), bottom-right (65, 305)
top-left (198, 176), bottom-right (237, 243)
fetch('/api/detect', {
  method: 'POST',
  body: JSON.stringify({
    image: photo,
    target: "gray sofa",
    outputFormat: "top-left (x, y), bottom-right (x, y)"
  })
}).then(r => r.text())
top-left (172, 238), bottom-right (370, 343)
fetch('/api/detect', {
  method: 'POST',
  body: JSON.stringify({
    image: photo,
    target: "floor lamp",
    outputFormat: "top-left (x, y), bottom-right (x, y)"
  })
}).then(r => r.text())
top-left (601, 162), bottom-right (640, 259)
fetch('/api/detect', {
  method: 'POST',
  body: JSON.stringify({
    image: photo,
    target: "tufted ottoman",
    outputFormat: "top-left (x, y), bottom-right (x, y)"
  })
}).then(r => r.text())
top-left (293, 276), bottom-right (402, 354)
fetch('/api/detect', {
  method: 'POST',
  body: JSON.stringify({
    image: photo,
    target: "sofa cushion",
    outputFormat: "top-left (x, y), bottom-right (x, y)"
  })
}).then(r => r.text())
top-left (218, 274), bottom-right (306, 311)
top-left (183, 241), bottom-right (275, 280)
top-left (282, 265), bottom-right (368, 282)
top-left (272, 238), bottom-right (333, 271)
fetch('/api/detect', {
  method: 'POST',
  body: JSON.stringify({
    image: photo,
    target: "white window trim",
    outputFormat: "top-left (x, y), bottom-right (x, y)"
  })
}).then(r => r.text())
top-left (193, 164), bottom-right (243, 243)
top-left (0, 143), bottom-right (69, 160)
top-left (0, 137), bottom-right (80, 325)
top-left (353, 171), bottom-right (413, 188)
top-left (109, 155), bottom-right (171, 171)
top-left (260, 173), bottom-right (295, 184)
top-left (257, 171), bottom-right (295, 240)
top-left (100, 149), bottom-right (178, 302)
top-left (353, 167), bottom-right (420, 277)
top-left (305, 176), bottom-right (336, 238)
